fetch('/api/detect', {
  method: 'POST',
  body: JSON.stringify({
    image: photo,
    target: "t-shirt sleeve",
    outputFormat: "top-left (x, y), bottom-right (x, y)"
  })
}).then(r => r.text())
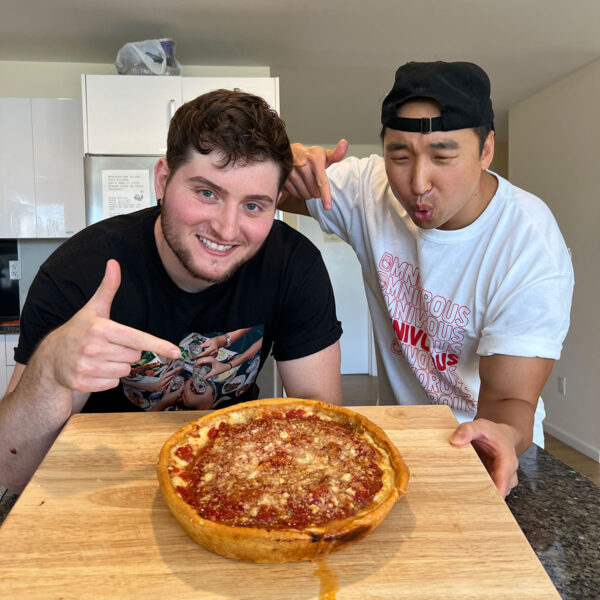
top-left (476, 247), bottom-right (574, 360)
top-left (14, 224), bottom-right (118, 366)
top-left (271, 245), bottom-right (342, 362)
top-left (15, 265), bottom-right (90, 365)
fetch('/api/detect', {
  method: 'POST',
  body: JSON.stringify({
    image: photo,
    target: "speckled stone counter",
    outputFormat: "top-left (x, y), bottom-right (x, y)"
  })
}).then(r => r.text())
top-left (506, 444), bottom-right (600, 600)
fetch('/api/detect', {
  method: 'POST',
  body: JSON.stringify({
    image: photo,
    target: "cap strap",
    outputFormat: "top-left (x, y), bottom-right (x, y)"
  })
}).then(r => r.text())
top-left (385, 116), bottom-right (443, 134)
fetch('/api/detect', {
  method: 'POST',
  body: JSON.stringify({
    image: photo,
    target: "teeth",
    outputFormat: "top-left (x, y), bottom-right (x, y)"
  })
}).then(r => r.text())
top-left (199, 236), bottom-right (233, 252)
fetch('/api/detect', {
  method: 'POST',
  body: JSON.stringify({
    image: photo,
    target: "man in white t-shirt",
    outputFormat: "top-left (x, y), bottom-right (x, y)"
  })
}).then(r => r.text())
top-left (279, 61), bottom-right (574, 497)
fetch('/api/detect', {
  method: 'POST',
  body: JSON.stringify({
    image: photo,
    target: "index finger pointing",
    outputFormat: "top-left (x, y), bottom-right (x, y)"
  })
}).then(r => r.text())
top-left (316, 172), bottom-right (333, 211)
top-left (106, 321), bottom-right (181, 359)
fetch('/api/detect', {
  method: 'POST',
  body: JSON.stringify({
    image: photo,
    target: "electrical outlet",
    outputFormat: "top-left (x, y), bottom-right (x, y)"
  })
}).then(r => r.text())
top-left (558, 376), bottom-right (566, 395)
top-left (9, 260), bottom-right (21, 280)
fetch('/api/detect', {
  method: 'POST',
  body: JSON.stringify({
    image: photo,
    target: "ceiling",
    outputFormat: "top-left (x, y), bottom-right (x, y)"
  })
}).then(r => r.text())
top-left (2, 0), bottom-right (599, 144)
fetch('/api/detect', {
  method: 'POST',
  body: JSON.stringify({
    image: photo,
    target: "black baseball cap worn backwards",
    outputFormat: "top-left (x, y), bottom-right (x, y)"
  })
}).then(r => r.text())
top-left (381, 61), bottom-right (494, 134)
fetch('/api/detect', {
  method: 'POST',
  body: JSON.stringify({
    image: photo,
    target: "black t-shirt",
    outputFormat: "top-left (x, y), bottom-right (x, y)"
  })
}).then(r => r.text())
top-left (16, 207), bottom-right (342, 412)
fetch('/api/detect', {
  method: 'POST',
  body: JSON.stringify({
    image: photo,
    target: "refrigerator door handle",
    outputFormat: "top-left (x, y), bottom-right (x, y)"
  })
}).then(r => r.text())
top-left (169, 99), bottom-right (176, 121)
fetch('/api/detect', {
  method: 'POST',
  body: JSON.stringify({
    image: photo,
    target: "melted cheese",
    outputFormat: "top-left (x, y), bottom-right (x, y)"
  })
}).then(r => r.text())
top-left (169, 407), bottom-right (393, 529)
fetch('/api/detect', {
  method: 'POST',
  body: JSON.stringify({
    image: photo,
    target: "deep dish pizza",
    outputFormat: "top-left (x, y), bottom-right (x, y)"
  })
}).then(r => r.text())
top-left (157, 398), bottom-right (409, 563)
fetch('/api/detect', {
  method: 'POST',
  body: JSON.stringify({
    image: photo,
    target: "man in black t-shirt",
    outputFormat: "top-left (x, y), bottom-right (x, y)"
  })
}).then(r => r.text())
top-left (0, 90), bottom-right (342, 493)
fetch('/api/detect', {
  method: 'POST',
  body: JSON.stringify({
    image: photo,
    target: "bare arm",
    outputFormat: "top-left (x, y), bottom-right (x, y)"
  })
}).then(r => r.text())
top-left (450, 354), bottom-right (554, 497)
top-left (276, 341), bottom-right (342, 405)
top-left (0, 260), bottom-right (181, 492)
top-left (278, 139), bottom-right (349, 214)
top-left (0, 362), bottom-right (87, 493)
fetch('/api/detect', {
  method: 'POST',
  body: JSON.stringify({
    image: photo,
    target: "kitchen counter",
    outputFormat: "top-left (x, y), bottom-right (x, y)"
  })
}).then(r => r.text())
top-left (0, 324), bottom-right (19, 334)
top-left (0, 410), bottom-right (597, 599)
top-left (506, 443), bottom-right (599, 600)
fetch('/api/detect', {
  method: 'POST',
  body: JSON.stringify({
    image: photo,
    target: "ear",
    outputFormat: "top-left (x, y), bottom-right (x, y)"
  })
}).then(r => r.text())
top-left (480, 130), bottom-right (495, 171)
top-left (154, 158), bottom-right (170, 199)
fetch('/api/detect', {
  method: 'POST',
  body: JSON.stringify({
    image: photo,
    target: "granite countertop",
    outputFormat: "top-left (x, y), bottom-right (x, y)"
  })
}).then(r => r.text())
top-left (506, 444), bottom-right (599, 600)
top-left (1, 441), bottom-right (598, 598)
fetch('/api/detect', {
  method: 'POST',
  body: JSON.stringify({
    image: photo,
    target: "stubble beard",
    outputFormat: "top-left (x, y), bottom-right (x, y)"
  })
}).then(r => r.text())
top-left (160, 200), bottom-right (260, 286)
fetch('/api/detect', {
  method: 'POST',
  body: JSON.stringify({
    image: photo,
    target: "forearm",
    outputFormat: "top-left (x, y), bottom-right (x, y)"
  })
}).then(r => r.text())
top-left (0, 343), bottom-right (74, 492)
top-left (277, 343), bottom-right (342, 405)
top-left (475, 397), bottom-right (536, 456)
top-left (477, 354), bottom-right (552, 457)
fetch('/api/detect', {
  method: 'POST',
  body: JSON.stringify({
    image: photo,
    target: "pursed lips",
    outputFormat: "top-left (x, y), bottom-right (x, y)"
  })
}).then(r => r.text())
top-left (414, 194), bottom-right (433, 211)
top-left (412, 199), bottom-right (434, 222)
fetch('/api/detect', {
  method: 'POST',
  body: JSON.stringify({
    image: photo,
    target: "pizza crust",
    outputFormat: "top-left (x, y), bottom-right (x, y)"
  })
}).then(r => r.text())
top-left (157, 398), bottom-right (409, 563)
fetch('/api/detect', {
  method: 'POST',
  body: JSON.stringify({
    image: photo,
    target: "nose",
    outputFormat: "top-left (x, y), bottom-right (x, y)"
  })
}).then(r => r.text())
top-left (410, 157), bottom-right (432, 197)
top-left (211, 202), bottom-right (239, 241)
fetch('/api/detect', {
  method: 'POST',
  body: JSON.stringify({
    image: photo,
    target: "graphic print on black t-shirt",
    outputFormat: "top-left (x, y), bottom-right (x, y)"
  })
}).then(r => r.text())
top-left (121, 325), bottom-right (264, 411)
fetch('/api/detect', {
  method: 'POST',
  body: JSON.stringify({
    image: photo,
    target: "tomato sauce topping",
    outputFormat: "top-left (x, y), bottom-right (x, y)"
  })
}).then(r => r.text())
top-left (171, 410), bottom-right (384, 529)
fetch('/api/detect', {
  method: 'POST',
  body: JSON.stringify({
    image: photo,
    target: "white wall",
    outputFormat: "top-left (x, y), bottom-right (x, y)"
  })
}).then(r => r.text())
top-left (0, 60), bottom-right (270, 98)
top-left (509, 59), bottom-right (600, 461)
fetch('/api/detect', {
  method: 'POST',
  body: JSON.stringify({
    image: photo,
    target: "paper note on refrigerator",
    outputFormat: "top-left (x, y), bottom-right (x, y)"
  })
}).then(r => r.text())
top-left (101, 169), bottom-right (151, 218)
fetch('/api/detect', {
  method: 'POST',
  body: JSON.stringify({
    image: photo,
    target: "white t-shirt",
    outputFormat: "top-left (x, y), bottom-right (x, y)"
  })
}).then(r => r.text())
top-left (307, 155), bottom-right (574, 446)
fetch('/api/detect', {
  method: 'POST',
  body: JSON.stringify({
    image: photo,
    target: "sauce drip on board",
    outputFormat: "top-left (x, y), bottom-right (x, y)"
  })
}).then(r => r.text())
top-left (314, 557), bottom-right (339, 600)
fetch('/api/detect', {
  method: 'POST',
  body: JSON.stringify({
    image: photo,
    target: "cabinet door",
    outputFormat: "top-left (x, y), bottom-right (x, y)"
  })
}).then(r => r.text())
top-left (0, 336), bottom-right (6, 397)
top-left (5, 334), bottom-right (17, 367)
top-left (0, 333), bottom-right (17, 396)
top-left (182, 77), bottom-right (279, 112)
top-left (32, 99), bottom-right (86, 238)
top-left (83, 75), bottom-right (182, 155)
top-left (0, 99), bottom-right (37, 237)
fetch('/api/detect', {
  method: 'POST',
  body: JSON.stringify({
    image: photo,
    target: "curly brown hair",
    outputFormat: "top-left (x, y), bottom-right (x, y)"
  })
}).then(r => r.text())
top-left (166, 89), bottom-right (293, 190)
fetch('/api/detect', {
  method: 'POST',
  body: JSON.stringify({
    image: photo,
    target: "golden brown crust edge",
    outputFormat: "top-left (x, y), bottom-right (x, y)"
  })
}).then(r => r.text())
top-left (157, 398), bottom-right (410, 563)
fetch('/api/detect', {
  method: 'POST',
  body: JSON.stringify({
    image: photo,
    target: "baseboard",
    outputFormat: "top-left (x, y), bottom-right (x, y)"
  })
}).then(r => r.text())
top-left (543, 422), bottom-right (600, 462)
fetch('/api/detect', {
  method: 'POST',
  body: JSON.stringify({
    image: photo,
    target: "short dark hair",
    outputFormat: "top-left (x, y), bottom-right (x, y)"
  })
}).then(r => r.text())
top-left (472, 123), bottom-right (494, 155)
top-left (379, 122), bottom-right (494, 156)
top-left (166, 89), bottom-right (293, 189)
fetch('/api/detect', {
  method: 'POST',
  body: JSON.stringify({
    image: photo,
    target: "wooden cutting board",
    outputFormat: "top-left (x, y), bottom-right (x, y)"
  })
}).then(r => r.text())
top-left (0, 405), bottom-right (559, 599)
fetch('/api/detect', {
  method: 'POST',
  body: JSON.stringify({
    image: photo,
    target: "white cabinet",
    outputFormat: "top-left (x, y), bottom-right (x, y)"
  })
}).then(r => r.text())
top-left (0, 99), bottom-right (37, 238)
top-left (181, 77), bottom-right (279, 109)
top-left (31, 99), bottom-right (86, 237)
top-left (5, 333), bottom-right (17, 386)
top-left (82, 75), bottom-right (280, 156)
top-left (82, 75), bottom-right (182, 155)
top-left (0, 337), bottom-right (6, 397)
top-left (0, 333), bottom-right (18, 398)
top-left (0, 98), bottom-right (85, 239)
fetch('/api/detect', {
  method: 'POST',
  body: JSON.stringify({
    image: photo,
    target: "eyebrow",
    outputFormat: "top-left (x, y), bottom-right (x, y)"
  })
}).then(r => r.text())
top-left (385, 140), bottom-right (461, 152)
top-left (187, 176), bottom-right (275, 204)
top-left (430, 140), bottom-right (460, 150)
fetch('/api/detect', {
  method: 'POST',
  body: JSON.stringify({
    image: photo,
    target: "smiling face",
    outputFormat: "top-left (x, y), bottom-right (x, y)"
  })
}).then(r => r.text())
top-left (383, 99), bottom-right (496, 230)
top-left (154, 150), bottom-right (281, 292)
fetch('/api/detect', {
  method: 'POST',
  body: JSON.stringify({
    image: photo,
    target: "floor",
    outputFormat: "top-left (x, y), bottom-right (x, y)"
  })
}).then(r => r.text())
top-left (341, 374), bottom-right (600, 485)
top-left (1, 375), bottom-right (597, 525)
